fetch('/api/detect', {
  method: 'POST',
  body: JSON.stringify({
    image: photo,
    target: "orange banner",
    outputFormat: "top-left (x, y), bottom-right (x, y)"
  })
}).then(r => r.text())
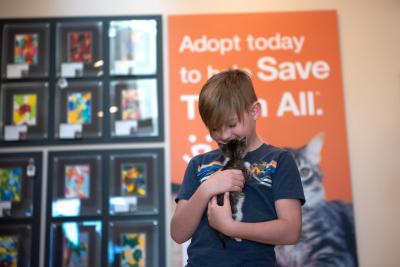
top-left (168, 11), bottom-right (352, 201)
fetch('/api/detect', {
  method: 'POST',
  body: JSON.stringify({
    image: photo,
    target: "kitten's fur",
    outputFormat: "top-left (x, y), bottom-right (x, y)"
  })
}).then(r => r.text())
top-left (216, 138), bottom-right (251, 247)
top-left (275, 133), bottom-right (358, 267)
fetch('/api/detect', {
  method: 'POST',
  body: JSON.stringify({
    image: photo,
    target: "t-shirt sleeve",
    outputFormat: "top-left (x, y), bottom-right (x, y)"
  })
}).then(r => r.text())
top-left (272, 151), bottom-right (305, 205)
top-left (175, 157), bottom-right (200, 203)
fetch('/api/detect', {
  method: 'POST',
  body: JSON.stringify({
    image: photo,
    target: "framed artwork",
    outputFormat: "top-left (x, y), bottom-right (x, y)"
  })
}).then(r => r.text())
top-left (109, 19), bottom-right (157, 75)
top-left (0, 224), bottom-right (32, 267)
top-left (109, 150), bottom-right (162, 215)
top-left (120, 162), bottom-right (146, 197)
top-left (1, 23), bottom-right (50, 79)
top-left (109, 79), bottom-right (160, 138)
top-left (67, 31), bottom-right (93, 63)
top-left (0, 153), bottom-right (41, 218)
top-left (0, 167), bottom-right (22, 202)
top-left (54, 81), bottom-right (103, 140)
top-left (0, 82), bottom-right (49, 141)
top-left (50, 153), bottom-right (102, 217)
top-left (56, 21), bottom-right (103, 77)
top-left (64, 164), bottom-right (91, 199)
top-left (50, 221), bottom-right (101, 267)
top-left (108, 220), bottom-right (158, 267)
top-left (0, 155), bottom-right (36, 217)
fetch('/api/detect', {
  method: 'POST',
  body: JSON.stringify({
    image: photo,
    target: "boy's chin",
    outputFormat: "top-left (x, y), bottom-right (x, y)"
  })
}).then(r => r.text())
top-left (217, 137), bottom-right (247, 147)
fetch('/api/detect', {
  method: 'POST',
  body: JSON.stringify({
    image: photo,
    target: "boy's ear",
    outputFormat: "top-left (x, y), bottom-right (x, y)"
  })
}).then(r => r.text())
top-left (251, 101), bottom-right (261, 119)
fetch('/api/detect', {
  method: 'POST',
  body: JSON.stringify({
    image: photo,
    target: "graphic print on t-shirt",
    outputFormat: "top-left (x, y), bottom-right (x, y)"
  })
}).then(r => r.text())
top-left (195, 159), bottom-right (278, 188)
top-left (250, 160), bottom-right (277, 187)
top-left (196, 161), bottom-right (224, 182)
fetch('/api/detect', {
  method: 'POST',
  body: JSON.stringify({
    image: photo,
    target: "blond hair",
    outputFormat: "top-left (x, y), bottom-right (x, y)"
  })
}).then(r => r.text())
top-left (199, 69), bottom-right (257, 130)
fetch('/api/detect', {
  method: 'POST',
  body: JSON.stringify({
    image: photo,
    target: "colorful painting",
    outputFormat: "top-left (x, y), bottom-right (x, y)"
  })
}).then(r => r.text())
top-left (121, 163), bottom-right (146, 197)
top-left (12, 94), bottom-right (37, 126)
top-left (67, 92), bottom-right (92, 124)
top-left (62, 232), bottom-right (89, 267)
top-left (121, 89), bottom-right (141, 120)
top-left (14, 33), bottom-right (39, 65)
top-left (0, 235), bottom-right (18, 267)
top-left (64, 165), bottom-right (90, 199)
top-left (121, 233), bottom-right (146, 267)
top-left (0, 167), bottom-right (22, 202)
top-left (67, 31), bottom-right (92, 63)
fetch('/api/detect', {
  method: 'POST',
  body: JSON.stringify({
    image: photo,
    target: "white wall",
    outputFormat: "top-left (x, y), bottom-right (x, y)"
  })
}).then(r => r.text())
top-left (1, 1), bottom-right (399, 266)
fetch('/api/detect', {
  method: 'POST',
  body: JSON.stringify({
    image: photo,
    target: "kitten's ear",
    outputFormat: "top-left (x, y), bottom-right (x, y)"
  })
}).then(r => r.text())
top-left (304, 133), bottom-right (324, 164)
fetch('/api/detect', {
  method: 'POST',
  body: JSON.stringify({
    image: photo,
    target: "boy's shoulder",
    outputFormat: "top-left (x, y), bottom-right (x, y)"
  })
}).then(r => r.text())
top-left (246, 143), bottom-right (291, 162)
top-left (190, 148), bottom-right (223, 163)
top-left (189, 143), bottom-right (292, 166)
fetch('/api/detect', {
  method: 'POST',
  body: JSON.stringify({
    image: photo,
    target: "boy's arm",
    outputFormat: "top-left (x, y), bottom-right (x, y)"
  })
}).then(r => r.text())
top-left (208, 193), bottom-right (302, 245)
top-left (171, 169), bottom-right (245, 244)
top-left (170, 182), bottom-right (211, 244)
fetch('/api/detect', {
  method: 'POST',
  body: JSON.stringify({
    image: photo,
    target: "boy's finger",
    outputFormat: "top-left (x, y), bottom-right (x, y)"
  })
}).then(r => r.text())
top-left (210, 196), bottom-right (216, 206)
top-left (224, 192), bottom-right (231, 207)
top-left (224, 192), bottom-right (229, 200)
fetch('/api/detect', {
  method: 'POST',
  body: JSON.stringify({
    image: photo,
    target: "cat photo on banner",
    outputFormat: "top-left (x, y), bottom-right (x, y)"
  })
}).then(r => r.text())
top-left (276, 133), bottom-right (358, 267)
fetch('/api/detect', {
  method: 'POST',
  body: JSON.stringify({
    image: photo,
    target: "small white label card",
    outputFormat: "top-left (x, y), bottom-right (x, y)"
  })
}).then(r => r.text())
top-left (59, 123), bottom-right (83, 139)
top-left (61, 62), bottom-right (84, 77)
top-left (4, 125), bottom-right (28, 141)
top-left (52, 198), bottom-right (81, 217)
top-left (27, 160), bottom-right (36, 177)
top-left (110, 196), bottom-right (138, 213)
top-left (7, 64), bottom-right (29, 78)
top-left (0, 202), bottom-right (12, 217)
top-left (114, 60), bottom-right (136, 75)
top-left (115, 120), bottom-right (138, 136)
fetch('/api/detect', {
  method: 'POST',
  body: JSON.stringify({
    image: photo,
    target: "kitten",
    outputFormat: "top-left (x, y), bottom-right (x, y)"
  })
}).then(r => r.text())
top-left (275, 133), bottom-right (358, 267)
top-left (216, 138), bottom-right (251, 247)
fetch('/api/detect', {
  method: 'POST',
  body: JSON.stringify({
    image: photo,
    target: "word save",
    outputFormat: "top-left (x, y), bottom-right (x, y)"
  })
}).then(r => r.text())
top-left (257, 56), bottom-right (330, 81)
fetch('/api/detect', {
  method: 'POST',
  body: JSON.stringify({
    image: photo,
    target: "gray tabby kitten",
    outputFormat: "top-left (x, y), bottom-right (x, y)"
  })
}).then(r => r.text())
top-left (216, 138), bottom-right (251, 247)
top-left (275, 133), bottom-right (358, 267)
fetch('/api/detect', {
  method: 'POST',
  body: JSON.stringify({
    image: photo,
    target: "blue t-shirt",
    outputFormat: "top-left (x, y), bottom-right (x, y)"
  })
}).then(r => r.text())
top-left (176, 143), bottom-right (305, 267)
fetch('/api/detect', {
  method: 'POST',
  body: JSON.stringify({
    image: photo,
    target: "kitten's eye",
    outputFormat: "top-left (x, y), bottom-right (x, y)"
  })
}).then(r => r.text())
top-left (299, 167), bottom-right (312, 179)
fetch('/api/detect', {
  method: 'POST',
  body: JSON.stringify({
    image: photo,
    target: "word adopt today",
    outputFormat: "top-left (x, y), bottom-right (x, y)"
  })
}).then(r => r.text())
top-left (179, 33), bottom-right (306, 55)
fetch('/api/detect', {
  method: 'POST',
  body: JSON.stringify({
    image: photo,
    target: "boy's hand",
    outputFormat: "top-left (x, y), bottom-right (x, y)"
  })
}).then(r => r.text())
top-left (202, 169), bottom-right (244, 197)
top-left (207, 192), bottom-right (235, 236)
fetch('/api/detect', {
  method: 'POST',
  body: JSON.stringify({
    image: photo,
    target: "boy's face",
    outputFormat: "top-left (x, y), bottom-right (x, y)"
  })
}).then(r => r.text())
top-left (209, 108), bottom-right (256, 146)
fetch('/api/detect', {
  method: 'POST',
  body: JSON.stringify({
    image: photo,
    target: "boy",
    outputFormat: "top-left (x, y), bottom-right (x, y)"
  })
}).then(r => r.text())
top-left (171, 69), bottom-right (305, 266)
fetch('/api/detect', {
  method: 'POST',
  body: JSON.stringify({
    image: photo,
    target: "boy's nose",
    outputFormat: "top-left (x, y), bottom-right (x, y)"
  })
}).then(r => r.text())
top-left (219, 128), bottom-right (232, 143)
